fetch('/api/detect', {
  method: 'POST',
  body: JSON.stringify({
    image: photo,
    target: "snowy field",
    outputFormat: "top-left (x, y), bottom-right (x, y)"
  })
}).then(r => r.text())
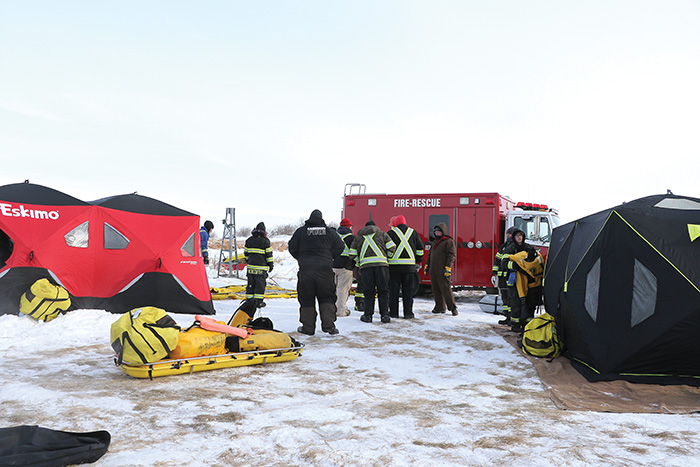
top-left (2, 246), bottom-right (700, 466)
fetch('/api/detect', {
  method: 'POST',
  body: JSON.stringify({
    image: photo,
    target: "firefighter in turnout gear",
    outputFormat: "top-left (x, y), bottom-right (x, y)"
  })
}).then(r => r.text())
top-left (500, 228), bottom-right (541, 332)
top-left (387, 215), bottom-right (424, 319)
top-left (333, 218), bottom-right (355, 317)
top-left (289, 209), bottom-right (345, 335)
top-left (349, 220), bottom-right (396, 323)
top-left (244, 222), bottom-right (274, 308)
top-left (493, 226), bottom-right (516, 325)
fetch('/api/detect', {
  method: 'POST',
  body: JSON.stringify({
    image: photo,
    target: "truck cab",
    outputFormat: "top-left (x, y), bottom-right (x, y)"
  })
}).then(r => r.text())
top-left (506, 203), bottom-right (560, 250)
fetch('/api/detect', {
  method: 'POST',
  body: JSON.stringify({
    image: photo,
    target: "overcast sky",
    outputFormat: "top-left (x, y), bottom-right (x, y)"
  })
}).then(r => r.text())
top-left (2, 1), bottom-right (699, 235)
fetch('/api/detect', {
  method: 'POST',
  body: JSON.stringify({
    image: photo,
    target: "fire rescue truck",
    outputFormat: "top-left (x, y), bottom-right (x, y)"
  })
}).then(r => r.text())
top-left (341, 183), bottom-right (560, 292)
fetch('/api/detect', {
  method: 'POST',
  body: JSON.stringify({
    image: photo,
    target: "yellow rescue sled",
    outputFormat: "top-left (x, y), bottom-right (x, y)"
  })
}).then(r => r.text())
top-left (116, 345), bottom-right (303, 379)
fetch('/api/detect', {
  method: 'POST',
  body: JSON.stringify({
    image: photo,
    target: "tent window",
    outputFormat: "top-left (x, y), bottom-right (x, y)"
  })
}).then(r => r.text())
top-left (0, 228), bottom-right (13, 268)
top-left (104, 223), bottom-right (129, 250)
top-left (585, 258), bottom-right (601, 322)
top-left (181, 233), bottom-right (195, 257)
top-left (654, 198), bottom-right (700, 210)
top-left (631, 259), bottom-right (657, 327)
top-left (65, 221), bottom-right (89, 248)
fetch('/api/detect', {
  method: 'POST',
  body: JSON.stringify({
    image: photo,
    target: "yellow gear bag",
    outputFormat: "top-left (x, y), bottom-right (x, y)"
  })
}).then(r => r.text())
top-left (19, 278), bottom-right (71, 322)
top-left (110, 307), bottom-right (180, 365)
top-left (227, 328), bottom-right (294, 353)
top-left (521, 312), bottom-right (562, 359)
top-left (169, 324), bottom-right (228, 359)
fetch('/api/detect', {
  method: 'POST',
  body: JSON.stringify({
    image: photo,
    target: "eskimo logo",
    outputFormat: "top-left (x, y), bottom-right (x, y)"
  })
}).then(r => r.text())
top-left (0, 203), bottom-right (60, 220)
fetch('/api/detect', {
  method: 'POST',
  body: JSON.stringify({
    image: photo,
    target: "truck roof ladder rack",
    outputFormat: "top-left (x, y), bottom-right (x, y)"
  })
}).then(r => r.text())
top-left (344, 183), bottom-right (366, 196)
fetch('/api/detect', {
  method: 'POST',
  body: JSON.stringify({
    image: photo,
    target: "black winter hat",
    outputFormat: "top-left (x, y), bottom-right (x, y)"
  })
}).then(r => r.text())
top-left (365, 220), bottom-right (376, 226)
top-left (255, 222), bottom-right (266, 232)
top-left (309, 209), bottom-right (323, 221)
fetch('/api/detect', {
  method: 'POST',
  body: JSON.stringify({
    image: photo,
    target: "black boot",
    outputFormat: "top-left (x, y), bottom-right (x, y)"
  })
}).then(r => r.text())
top-left (498, 317), bottom-right (511, 325)
top-left (360, 314), bottom-right (372, 323)
top-left (380, 314), bottom-right (391, 323)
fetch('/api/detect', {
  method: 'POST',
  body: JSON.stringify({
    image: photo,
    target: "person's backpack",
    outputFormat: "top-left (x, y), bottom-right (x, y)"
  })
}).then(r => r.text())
top-left (110, 307), bottom-right (180, 365)
top-left (521, 312), bottom-right (562, 359)
top-left (19, 278), bottom-right (71, 322)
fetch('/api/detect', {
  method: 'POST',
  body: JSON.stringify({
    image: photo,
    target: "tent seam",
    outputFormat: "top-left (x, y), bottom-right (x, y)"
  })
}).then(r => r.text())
top-left (614, 211), bottom-right (700, 295)
top-left (565, 211), bottom-right (614, 283)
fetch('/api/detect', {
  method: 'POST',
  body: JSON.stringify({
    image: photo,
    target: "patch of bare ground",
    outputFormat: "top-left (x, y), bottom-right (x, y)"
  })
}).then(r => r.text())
top-left (412, 439), bottom-right (459, 449)
top-left (350, 397), bottom-right (446, 427)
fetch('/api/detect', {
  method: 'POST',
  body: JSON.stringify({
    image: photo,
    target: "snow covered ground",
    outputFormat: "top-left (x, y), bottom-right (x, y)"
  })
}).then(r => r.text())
top-left (2, 243), bottom-right (700, 466)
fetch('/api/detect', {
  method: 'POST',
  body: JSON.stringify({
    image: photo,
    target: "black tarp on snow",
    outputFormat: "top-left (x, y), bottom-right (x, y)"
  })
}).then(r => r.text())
top-left (543, 194), bottom-right (700, 386)
top-left (0, 425), bottom-right (110, 466)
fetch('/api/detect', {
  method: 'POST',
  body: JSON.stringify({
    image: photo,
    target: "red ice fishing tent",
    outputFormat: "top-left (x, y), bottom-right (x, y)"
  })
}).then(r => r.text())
top-left (0, 182), bottom-right (214, 316)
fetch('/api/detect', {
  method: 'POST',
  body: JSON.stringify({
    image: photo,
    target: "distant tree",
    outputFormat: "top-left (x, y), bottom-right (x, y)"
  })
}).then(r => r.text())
top-left (269, 220), bottom-right (305, 236)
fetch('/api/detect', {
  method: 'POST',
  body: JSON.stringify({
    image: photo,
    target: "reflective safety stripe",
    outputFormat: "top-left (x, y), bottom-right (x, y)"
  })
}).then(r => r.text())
top-left (339, 232), bottom-right (352, 257)
top-left (388, 227), bottom-right (417, 265)
top-left (358, 233), bottom-right (389, 267)
top-left (247, 264), bottom-right (269, 272)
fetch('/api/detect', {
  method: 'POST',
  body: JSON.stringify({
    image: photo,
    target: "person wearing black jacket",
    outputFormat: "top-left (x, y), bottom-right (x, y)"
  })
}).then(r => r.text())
top-left (387, 215), bottom-right (424, 319)
top-left (333, 218), bottom-right (355, 317)
top-left (244, 222), bottom-right (274, 308)
top-left (493, 226), bottom-right (516, 325)
top-left (500, 228), bottom-right (536, 332)
top-left (289, 209), bottom-right (345, 335)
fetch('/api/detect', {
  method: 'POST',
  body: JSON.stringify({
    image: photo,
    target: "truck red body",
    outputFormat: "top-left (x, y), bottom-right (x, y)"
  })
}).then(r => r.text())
top-left (341, 184), bottom-right (560, 290)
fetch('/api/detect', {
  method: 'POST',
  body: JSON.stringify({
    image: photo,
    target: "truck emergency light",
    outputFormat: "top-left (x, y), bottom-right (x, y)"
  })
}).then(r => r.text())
top-left (516, 202), bottom-right (550, 211)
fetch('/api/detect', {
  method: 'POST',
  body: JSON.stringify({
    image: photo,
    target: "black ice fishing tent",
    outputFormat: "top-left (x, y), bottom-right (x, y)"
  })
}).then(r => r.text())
top-left (543, 194), bottom-right (700, 386)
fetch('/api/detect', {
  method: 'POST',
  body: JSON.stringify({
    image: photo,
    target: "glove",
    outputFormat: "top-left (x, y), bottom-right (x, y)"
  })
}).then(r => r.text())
top-left (415, 263), bottom-right (422, 272)
top-left (444, 266), bottom-right (452, 278)
top-left (507, 271), bottom-right (516, 286)
top-left (424, 264), bottom-right (430, 275)
top-left (203, 256), bottom-right (209, 265)
top-left (268, 264), bottom-right (274, 272)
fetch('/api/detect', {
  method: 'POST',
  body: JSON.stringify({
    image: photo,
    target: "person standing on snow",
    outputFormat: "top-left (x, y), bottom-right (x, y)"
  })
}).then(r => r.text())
top-left (289, 209), bottom-right (345, 336)
top-left (493, 226), bottom-right (516, 325)
top-left (244, 222), bottom-right (274, 309)
top-left (200, 220), bottom-right (214, 265)
top-left (425, 222), bottom-right (458, 315)
top-left (349, 220), bottom-right (396, 323)
top-left (500, 228), bottom-right (538, 333)
top-left (333, 218), bottom-right (356, 317)
top-left (387, 215), bottom-right (424, 319)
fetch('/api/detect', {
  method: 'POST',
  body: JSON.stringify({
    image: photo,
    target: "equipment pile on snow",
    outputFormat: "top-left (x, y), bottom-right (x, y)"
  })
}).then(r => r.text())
top-left (111, 300), bottom-right (303, 379)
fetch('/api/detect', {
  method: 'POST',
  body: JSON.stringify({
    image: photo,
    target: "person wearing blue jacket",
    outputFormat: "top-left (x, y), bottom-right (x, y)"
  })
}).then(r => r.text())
top-left (200, 220), bottom-right (214, 265)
